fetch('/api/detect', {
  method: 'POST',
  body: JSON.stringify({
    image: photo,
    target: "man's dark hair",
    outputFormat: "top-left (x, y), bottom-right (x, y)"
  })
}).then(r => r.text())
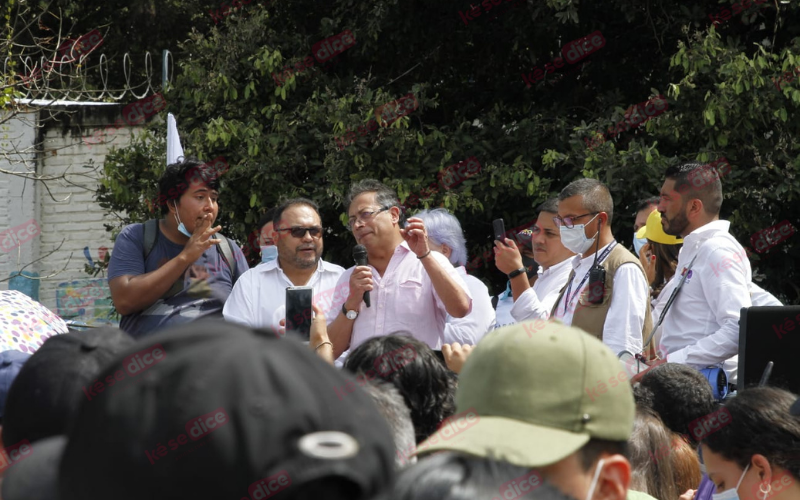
top-left (635, 197), bottom-right (660, 214)
top-left (633, 363), bottom-right (718, 444)
top-left (558, 179), bottom-right (614, 226)
top-left (577, 439), bottom-right (629, 471)
top-left (346, 179), bottom-right (402, 211)
top-left (664, 162), bottom-right (723, 215)
top-left (344, 334), bottom-right (456, 444)
top-left (704, 387), bottom-right (800, 479)
top-left (386, 452), bottom-right (580, 500)
top-left (257, 207), bottom-right (277, 232)
top-left (536, 197), bottom-right (559, 214)
top-left (272, 198), bottom-right (320, 226)
top-left (157, 156), bottom-right (222, 215)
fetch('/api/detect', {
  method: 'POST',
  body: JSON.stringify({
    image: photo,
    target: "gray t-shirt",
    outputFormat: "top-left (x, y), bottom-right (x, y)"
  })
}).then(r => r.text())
top-left (108, 222), bottom-right (248, 338)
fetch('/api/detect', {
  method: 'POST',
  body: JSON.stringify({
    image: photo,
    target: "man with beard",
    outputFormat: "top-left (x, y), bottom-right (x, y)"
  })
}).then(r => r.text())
top-left (223, 198), bottom-right (344, 331)
top-left (657, 162), bottom-right (751, 384)
top-left (494, 198), bottom-right (575, 322)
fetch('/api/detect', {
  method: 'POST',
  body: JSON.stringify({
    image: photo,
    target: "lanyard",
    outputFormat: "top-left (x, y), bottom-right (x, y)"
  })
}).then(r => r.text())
top-left (563, 241), bottom-right (617, 314)
top-left (641, 254), bottom-right (698, 352)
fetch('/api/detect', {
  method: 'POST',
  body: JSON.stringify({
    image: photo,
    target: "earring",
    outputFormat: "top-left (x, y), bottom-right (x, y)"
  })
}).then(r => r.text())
top-left (759, 481), bottom-right (772, 500)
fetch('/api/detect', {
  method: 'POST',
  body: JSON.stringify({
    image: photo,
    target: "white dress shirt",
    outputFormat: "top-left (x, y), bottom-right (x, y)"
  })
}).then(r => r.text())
top-left (493, 283), bottom-right (516, 330)
top-left (551, 242), bottom-right (648, 356)
top-left (660, 220), bottom-right (752, 383)
top-left (222, 258), bottom-right (345, 330)
top-left (329, 242), bottom-right (472, 353)
top-left (443, 267), bottom-right (495, 345)
top-left (510, 257), bottom-right (573, 322)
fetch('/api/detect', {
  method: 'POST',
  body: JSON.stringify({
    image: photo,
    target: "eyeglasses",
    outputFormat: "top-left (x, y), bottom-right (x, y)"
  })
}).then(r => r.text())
top-left (346, 206), bottom-right (391, 231)
top-left (274, 226), bottom-right (323, 238)
top-left (553, 212), bottom-right (599, 229)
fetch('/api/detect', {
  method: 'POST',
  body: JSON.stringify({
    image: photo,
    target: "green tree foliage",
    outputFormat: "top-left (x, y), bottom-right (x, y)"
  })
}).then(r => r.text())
top-left (97, 0), bottom-right (800, 301)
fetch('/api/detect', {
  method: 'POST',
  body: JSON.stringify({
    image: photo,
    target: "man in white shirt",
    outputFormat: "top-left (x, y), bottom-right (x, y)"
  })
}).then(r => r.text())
top-left (327, 179), bottom-right (472, 358)
top-left (223, 198), bottom-right (345, 330)
top-left (494, 198), bottom-right (575, 322)
top-left (657, 161), bottom-right (752, 383)
top-left (549, 179), bottom-right (652, 356)
top-left (415, 208), bottom-right (495, 344)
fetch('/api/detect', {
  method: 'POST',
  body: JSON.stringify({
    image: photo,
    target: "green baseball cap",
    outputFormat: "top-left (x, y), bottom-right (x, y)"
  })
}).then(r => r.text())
top-left (416, 321), bottom-right (635, 468)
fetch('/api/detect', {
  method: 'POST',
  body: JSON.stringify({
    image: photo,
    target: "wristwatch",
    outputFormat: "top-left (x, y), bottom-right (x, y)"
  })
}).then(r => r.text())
top-left (342, 303), bottom-right (358, 320)
top-left (508, 267), bottom-right (528, 279)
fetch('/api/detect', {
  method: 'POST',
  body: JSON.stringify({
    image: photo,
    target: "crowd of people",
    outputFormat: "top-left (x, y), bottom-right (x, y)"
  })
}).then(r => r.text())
top-left (0, 156), bottom-right (794, 499)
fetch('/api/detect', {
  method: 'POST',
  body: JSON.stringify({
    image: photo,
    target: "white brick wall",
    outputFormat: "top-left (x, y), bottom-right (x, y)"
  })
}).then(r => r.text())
top-left (0, 104), bottom-right (142, 325)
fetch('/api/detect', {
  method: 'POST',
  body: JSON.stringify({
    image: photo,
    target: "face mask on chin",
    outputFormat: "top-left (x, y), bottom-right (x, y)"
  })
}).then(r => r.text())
top-left (559, 214), bottom-right (600, 255)
top-left (172, 203), bottom-right (193, 238)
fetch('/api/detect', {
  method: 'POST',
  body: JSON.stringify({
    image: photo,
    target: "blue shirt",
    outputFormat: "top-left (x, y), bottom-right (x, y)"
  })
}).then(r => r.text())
top-left (108, 222), bottom-right (248, 337)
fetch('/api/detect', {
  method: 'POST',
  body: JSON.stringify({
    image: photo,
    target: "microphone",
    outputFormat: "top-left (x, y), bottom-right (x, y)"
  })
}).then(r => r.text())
top-left (352, 244), bottom-right (370, 308)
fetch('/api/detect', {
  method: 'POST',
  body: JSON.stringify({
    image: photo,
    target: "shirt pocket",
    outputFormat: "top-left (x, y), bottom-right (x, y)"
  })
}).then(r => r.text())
top-left (396, 277), bottom-right (425, 318)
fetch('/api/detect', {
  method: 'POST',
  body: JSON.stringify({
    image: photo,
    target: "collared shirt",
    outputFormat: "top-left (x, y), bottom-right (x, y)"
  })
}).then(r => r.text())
top-left (551, 242), bottom-right (648, 355)
top-left (660, 220), bottom-right (751, 381)
top-left (510, 257), bottom-right (573, 322)
top-left (493, 282), bottom-right (516, 330)
top-left (222, 258), bottom-right (345, 330)
top-left (443, 267), bottom-right (495, 345)
top-left (329, 242), bottom-right (472, 352)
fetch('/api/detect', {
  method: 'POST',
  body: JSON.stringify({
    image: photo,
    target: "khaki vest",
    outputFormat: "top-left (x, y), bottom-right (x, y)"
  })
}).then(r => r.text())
top-left (550, 244), bottom-right (652, 348)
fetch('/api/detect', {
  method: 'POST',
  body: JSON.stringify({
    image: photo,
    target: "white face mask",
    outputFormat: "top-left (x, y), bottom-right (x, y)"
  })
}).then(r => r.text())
top-left (585, 457), bottom-right (606, 500)
top-left (560, 214), bottom-right (599, 255)
top-left (711, 463), bottom-right (750, 500)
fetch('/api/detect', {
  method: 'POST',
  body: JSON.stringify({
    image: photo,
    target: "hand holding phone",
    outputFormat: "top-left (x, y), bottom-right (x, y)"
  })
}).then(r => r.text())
top-left (493, 219), bottom-right (507, 245)
top-left (286, 286), bottom-right (314, 340)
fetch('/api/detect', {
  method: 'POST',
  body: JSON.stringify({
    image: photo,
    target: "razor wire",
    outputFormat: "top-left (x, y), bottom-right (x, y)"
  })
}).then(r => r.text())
top-left (3, 50), bottom-right (174, 102)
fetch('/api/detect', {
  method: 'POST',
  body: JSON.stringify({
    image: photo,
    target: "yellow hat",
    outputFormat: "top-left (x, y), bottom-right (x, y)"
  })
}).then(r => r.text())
top-left (636, 210), bottom-right (683, 245)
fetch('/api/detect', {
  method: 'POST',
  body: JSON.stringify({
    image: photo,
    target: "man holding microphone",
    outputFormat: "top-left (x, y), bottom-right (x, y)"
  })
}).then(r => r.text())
top-left (327, 179), bottom-right (472, 359)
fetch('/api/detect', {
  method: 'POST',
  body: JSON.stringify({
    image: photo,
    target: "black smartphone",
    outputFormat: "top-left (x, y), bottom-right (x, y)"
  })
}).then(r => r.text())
top-left (285, 286), bottom-right (313, 340)
top-left (432, 350), bottom-right (446, 365)
top-left (492, 218), bottom-right (507, 245)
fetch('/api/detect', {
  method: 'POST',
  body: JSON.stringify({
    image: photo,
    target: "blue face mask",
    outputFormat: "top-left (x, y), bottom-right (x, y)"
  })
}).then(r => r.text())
top-left (633, 233), bottom-right (648, 256)
top-left (261, 245), bottom-right (278, 263)
top-left (173, 203), bottom-right (193, 238)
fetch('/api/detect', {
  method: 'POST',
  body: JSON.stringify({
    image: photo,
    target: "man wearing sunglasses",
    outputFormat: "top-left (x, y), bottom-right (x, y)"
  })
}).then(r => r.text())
top-left (223, 198), bottom-right (345, 331)
top-left (549, 179), bottom-right (652, 357)
top-left (326, 179), bottom-right (472, 359)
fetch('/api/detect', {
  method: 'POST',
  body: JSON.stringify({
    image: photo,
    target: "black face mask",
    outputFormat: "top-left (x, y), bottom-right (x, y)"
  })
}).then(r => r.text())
top-left (522, 255), bottom-right (539, 279)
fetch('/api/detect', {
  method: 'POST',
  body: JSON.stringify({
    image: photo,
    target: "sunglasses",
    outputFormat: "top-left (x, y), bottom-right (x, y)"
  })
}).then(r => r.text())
top-left (275, 226), bottom-right (323, 238)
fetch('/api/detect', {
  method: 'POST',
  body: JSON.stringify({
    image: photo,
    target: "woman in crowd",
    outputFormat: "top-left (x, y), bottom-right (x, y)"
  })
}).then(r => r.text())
top-left (636, 210), bottom-right (682, 307)
top-left (693, 386), bottom-right (800, 499)
top-left (628, 407), bottom-right (701, 500)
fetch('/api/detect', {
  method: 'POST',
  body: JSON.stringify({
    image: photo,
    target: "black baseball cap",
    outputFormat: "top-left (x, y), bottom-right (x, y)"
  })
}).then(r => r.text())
top-left (3, 320), bottom-right (395, 500)
top-left (2, 327), bottom-right (134, 446)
